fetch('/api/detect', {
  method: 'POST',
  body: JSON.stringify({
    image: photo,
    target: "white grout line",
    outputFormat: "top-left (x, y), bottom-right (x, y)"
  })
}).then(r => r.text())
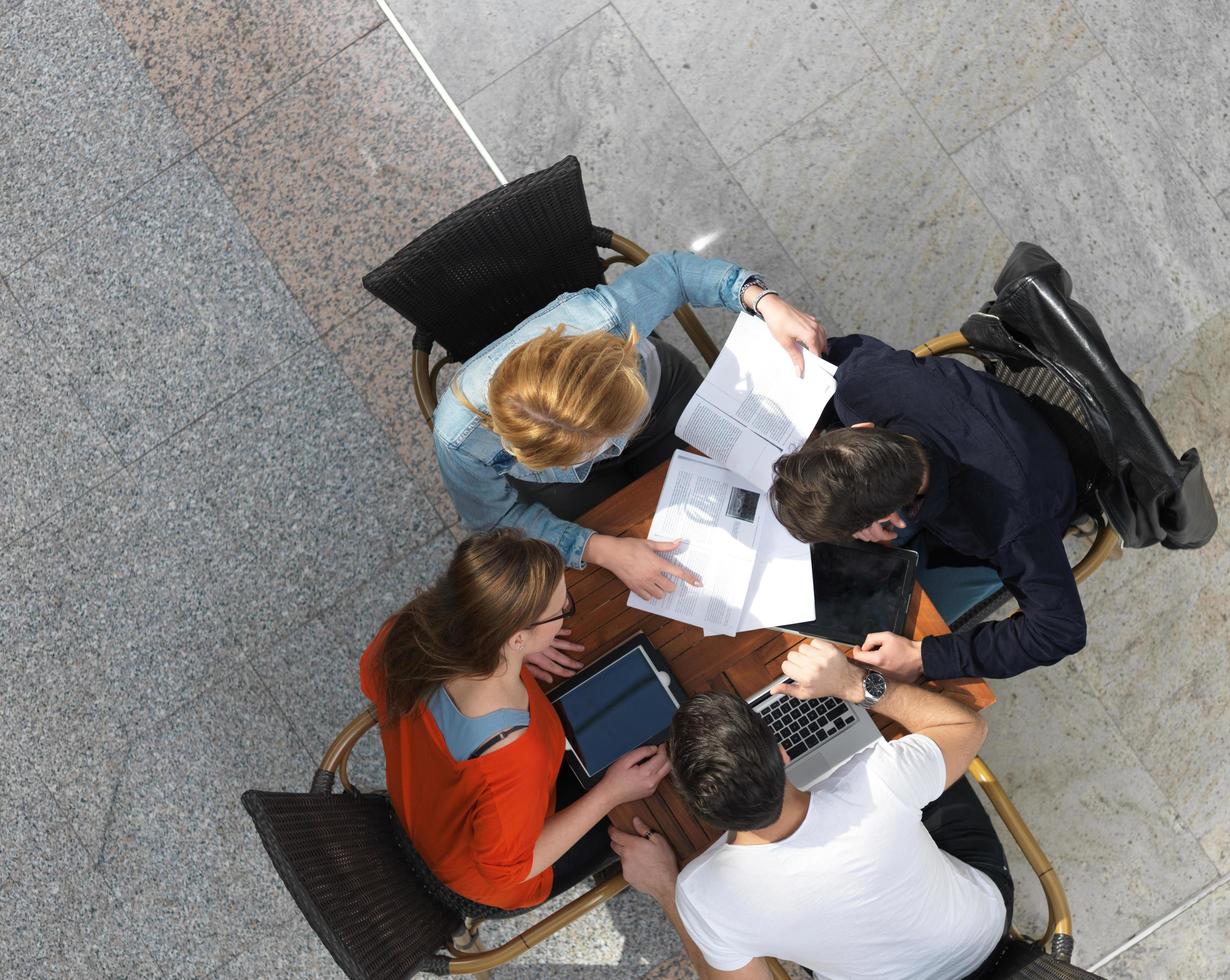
top-left (374, 0), bottom-right (508, 186)
top-left (1089, 871), bottom-right (1230, 972)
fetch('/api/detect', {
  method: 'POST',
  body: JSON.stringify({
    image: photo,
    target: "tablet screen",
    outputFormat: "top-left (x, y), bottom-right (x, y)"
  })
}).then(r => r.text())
top-left (778, 542), bottom-right (916, 645)
top-left (554, 644), bottom-right (679, 776)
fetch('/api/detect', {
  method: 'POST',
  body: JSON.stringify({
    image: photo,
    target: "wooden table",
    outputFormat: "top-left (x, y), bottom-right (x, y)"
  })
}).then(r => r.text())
top-left (550, 459), bottom-right (997, 860)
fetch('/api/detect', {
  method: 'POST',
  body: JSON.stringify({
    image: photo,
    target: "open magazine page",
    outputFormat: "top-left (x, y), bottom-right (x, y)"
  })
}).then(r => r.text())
top-left (627, 451), bottom-right (762, 636)
top-left (675, 313), bottom-right (836, 490)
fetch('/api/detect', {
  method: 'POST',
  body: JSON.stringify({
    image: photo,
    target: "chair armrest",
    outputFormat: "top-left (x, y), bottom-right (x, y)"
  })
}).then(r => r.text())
top-left (1072, 523), bottom-right (1120, 585)
top-left (445, 874), bottom-right (630, 973)
top-left (968, 756), bottom-right (1073, 956)
top-left (313, 706), bottom-right (378, 794)
top-left (912, 330), bottom-right (974, 358)
top-left (413, 348), bottom-right (440, 426)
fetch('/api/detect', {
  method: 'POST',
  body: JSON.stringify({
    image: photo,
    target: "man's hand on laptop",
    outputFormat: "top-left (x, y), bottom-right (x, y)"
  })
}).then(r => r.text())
top-left (609, 816), bottom-right (678, 904)
top-left (855, 632), bottom-right (923, 684)
top-left (771, 640), bottom-right (866, 703)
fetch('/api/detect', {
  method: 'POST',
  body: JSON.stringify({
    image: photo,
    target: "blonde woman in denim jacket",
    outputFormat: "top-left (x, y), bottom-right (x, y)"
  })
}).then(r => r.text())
top-left (433, 251), bottom-right (823, 678)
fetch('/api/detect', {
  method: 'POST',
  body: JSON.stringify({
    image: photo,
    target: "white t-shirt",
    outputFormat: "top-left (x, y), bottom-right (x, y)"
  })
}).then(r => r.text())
top-left (675, 735), bottom-right (1005, 980)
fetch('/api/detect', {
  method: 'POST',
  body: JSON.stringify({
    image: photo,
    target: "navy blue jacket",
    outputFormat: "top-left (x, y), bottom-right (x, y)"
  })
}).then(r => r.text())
top-left (825, 334), bottom-right (1086, 679)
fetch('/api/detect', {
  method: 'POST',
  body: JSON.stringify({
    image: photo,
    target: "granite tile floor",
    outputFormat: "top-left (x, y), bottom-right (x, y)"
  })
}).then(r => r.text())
top-left (2, 0), bottom-right (1228, 977)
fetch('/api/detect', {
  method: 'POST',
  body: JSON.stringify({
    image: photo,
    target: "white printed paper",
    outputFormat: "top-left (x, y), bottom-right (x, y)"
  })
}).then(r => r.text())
top-left (675, 313), bottom-right (837, 490)
top-left (627, 451), bottom-right (762, 636)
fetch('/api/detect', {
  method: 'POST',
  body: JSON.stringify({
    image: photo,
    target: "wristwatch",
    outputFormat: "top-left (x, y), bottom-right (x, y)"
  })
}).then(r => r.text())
top-left (857, 668), bottom-right (887, 708)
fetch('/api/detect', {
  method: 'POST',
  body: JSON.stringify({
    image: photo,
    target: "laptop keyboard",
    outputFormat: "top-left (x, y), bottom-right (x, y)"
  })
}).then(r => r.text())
top-left (754, 694), bottom-right (858, 761)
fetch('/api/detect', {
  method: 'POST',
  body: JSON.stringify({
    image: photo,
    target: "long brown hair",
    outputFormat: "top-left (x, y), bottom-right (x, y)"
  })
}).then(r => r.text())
top-left (378, 529), bottom-right (565, 722)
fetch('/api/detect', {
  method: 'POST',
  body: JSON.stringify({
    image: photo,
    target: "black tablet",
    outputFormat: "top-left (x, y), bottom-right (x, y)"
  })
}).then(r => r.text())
top-left (774, 540), bottom-right (918, 646)
top-left (547, 633), bottom-right (684, 789)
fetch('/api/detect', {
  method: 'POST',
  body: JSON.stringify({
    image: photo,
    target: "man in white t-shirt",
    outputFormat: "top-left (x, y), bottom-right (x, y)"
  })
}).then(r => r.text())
top-left (610, 640), bottom-right (1012, 980)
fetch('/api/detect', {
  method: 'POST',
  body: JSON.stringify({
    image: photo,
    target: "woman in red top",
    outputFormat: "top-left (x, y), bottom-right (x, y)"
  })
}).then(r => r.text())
top-left (360, 528), bottom-right (670, 910)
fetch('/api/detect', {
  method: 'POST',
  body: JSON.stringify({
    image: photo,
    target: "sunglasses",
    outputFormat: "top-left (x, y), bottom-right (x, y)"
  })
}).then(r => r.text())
top-left (525, 590), bottom-right (576, 629)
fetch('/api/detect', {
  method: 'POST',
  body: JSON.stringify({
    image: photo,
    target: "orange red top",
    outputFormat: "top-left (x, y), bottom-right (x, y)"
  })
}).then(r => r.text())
top-left (359, 620), bottom-right (566, 909)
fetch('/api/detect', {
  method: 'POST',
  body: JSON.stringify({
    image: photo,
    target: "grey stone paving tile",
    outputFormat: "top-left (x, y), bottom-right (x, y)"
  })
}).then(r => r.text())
top-left (249, 530), bottom-right (454, 789)
top-left (613, 0), bottom-right (878, 166)
top-left (98, 0), bottom-right (381, 145)
top-left (1074, 0), bottom-right (1230, 203)
top-left (843, 0), bottom-right (1102, 152)
top-left (978, 658), bottom-right (1219, 967)
top-left (0, 281), bottom-right (119, 541)
top-left (96, 662), bottom-right (314, 978)
top-left (8, 153), bottom-right (315, 463)
top-left (478, 885), bottom-right (682, 978)
top-left (0, 785), bottom-right (162, 979)
top-left (1072, 308), bottom-right (1230, 873)
top-left (324, 303), bottom-right (459, 527)
top-left (0, 0), bottom-right (189, 272)
top-left (462, 6), bottom-right (815, 333)
top-left (385, 0), bottom-right (607, 103)
top-left (210, 911), bottom-right (343, 979)
top-left (136, 340), bottom-right (443, 650)
top-left (1101, 877), bottom-right (1230, 979)
top-left (0, 465), bottom-right (247, 859)
top-left (733, 67), bottom-right (1009, 349)
top-left (953, 54), bottom-right (1230, 397)
top-left (201, 24), bottom-right (496, 332)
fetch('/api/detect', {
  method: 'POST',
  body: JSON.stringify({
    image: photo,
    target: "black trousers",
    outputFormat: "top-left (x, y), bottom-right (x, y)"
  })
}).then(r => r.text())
top-left (548, 763), bottom-right (617, 898)
top-left (509, 336), bottom-right (703, 521)
top-left (923, 776), bottom-right (1015, 979)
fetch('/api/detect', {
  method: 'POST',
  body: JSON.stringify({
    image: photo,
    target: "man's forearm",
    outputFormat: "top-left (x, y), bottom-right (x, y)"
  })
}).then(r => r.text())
top-left (867, 676), bottom-right (980, 732)
top-left (863, 676), bottom-right (987, 785)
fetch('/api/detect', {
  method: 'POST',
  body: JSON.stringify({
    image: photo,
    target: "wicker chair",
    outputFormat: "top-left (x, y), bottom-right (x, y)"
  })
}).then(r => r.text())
top-left (911, 318), bottom-right (1121, 631)
top-left (242, 706), bottom-right (629, 979)
top-left (361, 155), bottom-right (720, 425)
top-left (243, 708), bottom-right (1099, 978)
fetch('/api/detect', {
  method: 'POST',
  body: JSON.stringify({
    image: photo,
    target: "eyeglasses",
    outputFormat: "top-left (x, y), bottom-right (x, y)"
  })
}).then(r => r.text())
top-left (526, 590), bottom-right (576, 629)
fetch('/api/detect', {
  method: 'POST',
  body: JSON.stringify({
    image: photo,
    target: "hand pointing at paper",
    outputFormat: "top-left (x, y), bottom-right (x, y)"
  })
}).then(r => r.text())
top-left (740, 283), bottom-right (827, 376)
top-left (584, 534), bottom-right (702, 601)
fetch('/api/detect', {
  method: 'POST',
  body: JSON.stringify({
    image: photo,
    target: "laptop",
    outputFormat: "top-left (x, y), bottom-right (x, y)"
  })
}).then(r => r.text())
top-left (746, 677), bottom-right (881, 790)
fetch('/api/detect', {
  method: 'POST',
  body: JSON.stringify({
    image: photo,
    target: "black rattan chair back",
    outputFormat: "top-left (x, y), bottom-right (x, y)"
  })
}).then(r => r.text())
top-left (362, 156), bottom-right (609, 363)
top-left (242, 789), bottom-right (461, 980)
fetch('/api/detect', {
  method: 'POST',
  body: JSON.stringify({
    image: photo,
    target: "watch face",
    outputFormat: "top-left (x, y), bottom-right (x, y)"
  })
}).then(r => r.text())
top-left (865, 671), bottom-right (887, 701)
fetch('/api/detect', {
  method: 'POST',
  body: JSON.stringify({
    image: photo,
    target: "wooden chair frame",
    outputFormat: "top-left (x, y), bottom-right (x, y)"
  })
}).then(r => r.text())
top-left (912, 329), bottom-right (1120, 586)
top-left (410, 231), bottom-right (720, 426)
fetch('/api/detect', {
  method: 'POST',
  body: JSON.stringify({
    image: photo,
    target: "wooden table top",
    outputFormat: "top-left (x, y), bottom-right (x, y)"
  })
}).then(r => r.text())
top-left (550, 458), bottom-right (996, 860)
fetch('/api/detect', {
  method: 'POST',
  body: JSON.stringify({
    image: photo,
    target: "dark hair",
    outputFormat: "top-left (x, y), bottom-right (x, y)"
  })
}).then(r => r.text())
top-left (770, 427), bottom-right (927, 542)
top-left (668, 692), bottom-right (786, 831)
top-left (378, 529), bottom-right (565, 722)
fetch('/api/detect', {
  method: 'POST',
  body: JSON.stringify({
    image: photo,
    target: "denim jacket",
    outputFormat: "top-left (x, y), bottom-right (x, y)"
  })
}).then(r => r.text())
top-left (433, 251), bottom-right (759, 567)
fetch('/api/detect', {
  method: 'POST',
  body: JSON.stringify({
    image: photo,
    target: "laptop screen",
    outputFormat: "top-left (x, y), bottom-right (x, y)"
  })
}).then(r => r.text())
top-left (776, 541), bottom-right (917, 645)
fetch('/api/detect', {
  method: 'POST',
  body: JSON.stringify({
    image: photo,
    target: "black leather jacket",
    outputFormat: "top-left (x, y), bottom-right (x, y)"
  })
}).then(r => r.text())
top-left (963, 242), bottom-right (1216, 551)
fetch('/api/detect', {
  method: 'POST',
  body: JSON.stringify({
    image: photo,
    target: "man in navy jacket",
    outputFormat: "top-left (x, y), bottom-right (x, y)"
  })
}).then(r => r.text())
top-left (770, 334), bottom-right (1086, 681)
